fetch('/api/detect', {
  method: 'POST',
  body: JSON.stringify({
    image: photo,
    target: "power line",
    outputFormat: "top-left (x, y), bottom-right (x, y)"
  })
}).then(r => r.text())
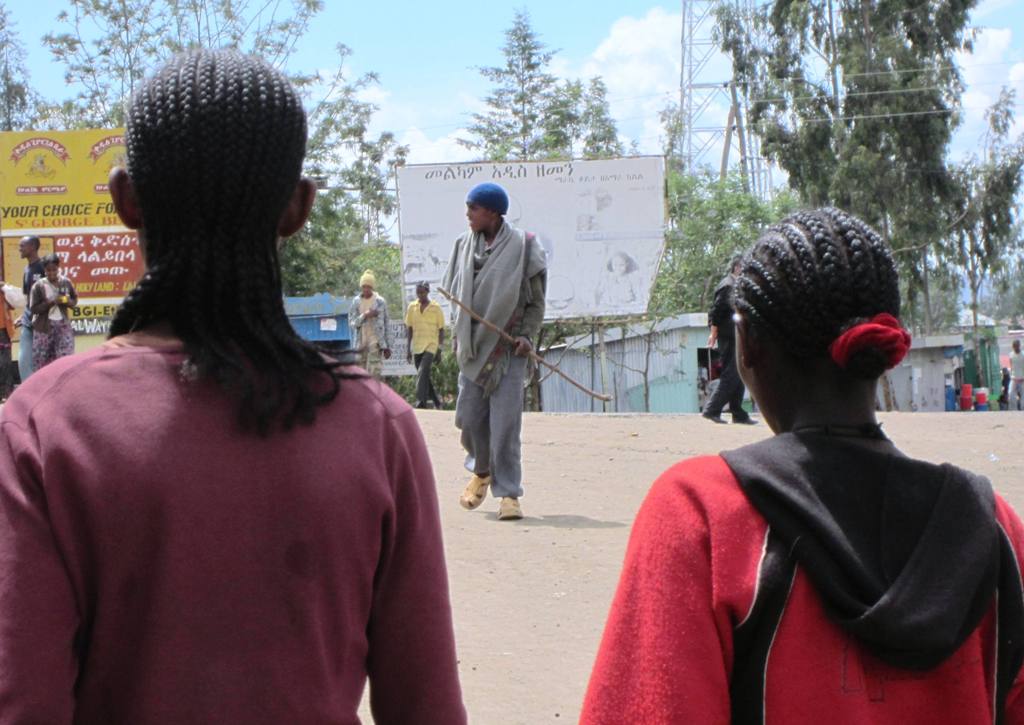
top-left (397, 101), bottom-right (1006, 156)
top-left (622, 101), bottom-right (1006, 145)
top-left (794, 107), bottom-right (952, 123)
top-left (749, 77), bottom-right (1024, 107)
top-left (371, 53), bottom-right (1024, 145)
top-left (743, 59), bottom-right (1022, 85)
top-left (384, 62), bottom-right (1022, 144)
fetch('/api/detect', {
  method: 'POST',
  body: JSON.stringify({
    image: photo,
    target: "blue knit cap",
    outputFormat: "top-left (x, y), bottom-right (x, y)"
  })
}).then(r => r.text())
top-left (466, 182), bottom-right (509, 215)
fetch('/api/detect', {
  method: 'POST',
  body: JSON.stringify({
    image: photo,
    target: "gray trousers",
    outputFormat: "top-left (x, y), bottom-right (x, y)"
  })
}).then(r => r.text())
top-left (17, 313), bottom-right (33, 382)
top-left (454, 355), bottom-right (527, 499)
top-left (414, 351), bottom-right (441, 408)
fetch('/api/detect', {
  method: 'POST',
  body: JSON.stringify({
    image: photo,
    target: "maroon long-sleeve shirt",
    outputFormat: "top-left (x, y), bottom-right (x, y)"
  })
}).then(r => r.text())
top-left (0, 339), bottom-right (466, 724)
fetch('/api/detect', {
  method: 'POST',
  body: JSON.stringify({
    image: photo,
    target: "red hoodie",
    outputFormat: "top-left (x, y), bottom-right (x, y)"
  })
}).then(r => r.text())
top-left (0, 341), bottom-right (466, 724)
top-left (582, 447), bottom-right (1024, 724)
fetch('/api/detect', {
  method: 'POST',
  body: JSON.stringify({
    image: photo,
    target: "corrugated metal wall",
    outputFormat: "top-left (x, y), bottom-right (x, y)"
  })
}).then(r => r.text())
top-left (540, 322), bottom-right (705, 413)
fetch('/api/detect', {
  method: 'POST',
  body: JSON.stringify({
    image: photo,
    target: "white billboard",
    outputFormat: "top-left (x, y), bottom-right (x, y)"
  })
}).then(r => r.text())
top-left (397, 157), bottom-right (666, 320)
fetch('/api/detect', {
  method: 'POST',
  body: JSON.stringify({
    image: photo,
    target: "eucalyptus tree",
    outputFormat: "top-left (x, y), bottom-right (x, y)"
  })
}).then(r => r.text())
top-left (716, 0), bottom-right (976, 332)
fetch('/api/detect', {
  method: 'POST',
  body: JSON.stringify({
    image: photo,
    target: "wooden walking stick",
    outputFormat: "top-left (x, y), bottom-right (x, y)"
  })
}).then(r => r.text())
top-left (437, 286), bottom-right (612, 402)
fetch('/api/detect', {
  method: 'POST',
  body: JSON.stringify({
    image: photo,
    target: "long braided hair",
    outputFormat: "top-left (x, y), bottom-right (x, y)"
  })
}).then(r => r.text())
top-left (733, 207), bottom-right (902, 380)
top-left (110, 49), bottom-right (345, 434)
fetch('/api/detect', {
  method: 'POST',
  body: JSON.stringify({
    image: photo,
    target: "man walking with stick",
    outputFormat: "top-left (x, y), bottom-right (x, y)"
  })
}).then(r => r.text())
top-left (442, 182), bottom-right (546, 521)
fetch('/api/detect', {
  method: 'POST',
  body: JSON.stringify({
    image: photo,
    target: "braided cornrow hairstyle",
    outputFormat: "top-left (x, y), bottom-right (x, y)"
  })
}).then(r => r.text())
top-left (733, 207), bottom-right (901, 379)
top-left (111, 49), bottom-right (348, 434)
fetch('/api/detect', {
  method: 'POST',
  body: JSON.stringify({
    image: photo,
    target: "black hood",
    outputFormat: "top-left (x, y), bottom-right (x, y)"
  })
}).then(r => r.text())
top-left (722, 433), bottom-right (1002, 671)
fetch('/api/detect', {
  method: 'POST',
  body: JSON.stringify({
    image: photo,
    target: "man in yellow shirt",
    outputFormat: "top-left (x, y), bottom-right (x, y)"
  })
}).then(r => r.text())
top-left (405, 281), bottom-right (445, 409)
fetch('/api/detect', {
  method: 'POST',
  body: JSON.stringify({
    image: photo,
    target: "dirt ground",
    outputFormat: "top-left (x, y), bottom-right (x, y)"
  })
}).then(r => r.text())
top-left (356, 410), bottom-right (1024, 724)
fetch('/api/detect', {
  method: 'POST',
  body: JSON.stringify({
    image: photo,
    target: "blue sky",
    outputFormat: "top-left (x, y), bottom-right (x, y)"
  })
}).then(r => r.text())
top-left (7, 0), bottom-right (1024, 168)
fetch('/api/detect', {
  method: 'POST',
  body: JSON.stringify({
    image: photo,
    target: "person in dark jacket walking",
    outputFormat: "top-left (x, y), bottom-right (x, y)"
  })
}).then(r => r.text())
top-left (703, 256), bottom-right (755, 424)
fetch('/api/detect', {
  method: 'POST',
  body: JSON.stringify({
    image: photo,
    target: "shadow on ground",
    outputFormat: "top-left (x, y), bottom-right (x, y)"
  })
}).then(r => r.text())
top-left (481, 513), bottom-right (627, 529)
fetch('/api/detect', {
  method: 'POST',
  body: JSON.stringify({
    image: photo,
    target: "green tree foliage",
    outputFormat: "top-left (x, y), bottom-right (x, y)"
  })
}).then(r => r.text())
top-left (540, 79), bottom-right (584, 158)
top-left (651, 171), bottom-right (798, 316)
top-left (947, 89), bottom-right (1024, 385)
top-left (658, 102), bottom-right (686, 174)
top-left (979, 247), bottom-right (1024, 326)
top-left (42, 0), bottom-right (322, 125)
top-left (579, 77), bottom-right (623, 159)
top-left (41, 2), bottom-right (407, 306)
top-left (463, 8), bottom-right (621, 161)
top-left (462, 8), bottom-right (557, 160)
top-left (303, 45), bottom-right (408, 246)
top-left (716, 0), bottom-right (976, 333)
top-left (0, 3), bottom-right (37, 131)
top-left (539, 77), bottom-right (624, 159)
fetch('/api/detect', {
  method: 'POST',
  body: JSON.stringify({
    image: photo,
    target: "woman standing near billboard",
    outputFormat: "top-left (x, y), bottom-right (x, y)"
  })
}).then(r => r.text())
top-left (28, 253), bottom-right (77, 370)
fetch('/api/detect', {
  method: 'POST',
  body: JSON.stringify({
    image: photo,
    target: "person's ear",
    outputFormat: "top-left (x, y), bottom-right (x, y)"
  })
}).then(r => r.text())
top-left (735, 313), bottom-right (764, 373)
top-left (108, 167), bottom-right (143, 230)
top-left (277, 177), bottom-right (316, 238)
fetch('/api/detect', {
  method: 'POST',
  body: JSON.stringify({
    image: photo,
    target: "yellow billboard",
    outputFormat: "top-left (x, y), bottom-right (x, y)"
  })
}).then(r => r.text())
top-left (1, 231), bottom-right (141, 299)
top-left (0, 129), bottom-right (126, 231)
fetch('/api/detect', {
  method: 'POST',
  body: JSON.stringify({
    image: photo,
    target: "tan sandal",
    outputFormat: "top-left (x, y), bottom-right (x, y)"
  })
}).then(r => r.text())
top-left (460, 474), bottom-right (491, 510)
top-left (498, 497), bottom-right (523, 521)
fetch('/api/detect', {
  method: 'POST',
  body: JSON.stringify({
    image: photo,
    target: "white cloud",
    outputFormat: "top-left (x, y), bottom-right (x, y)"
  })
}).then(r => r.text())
top-left (337, 7), bottom-right (747, 168)
top-left (1010, 63), bottom-right (1024, 140)
top-left (972, 0), bottom-right (1019, 20)
top-left (951, 27), bottom-right (1023, 159)
top-left (580, 7), bottom-right (682, 121)
top-left (960, 28), bottom-right (1012, 88)
top-left (542, 6), bottom-right (776, 182)
top-left (356, 84), bottom-right (391, 108)
top-left (559, 7), bottom-right (738, 164)
top-left (400, 127), bottom-right (477, 165)
top-left (357, 85), bottom-right (485, 165)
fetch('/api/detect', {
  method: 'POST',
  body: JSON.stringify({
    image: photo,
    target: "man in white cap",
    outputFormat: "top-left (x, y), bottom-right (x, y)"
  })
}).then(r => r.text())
top-left (443, 182), bottom-right (547, 521)
top-left (348, 269), bottom-right (391, 378)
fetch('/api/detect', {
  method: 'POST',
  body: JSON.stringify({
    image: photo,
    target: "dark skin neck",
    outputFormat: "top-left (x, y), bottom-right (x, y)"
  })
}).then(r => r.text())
top-left (106, 319), bottom-right (182, 348)
top-left (483, 217), bottom-right (503, 245)
top-left (769, 361), bottom-right (879, 433)
top-left (737, 318), bottom-right (885, 441)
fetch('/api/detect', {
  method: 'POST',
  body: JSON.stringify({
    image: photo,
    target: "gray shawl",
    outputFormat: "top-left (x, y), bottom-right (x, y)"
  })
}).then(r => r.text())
top-left (443, 221), bottom-right (546, 384)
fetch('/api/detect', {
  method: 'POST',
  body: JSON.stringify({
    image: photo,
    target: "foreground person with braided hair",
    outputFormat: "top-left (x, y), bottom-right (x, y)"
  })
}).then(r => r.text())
top-left (0, 50), bottom-right (465, 724)
top-left (582, 208), bottom-right (1024, 724)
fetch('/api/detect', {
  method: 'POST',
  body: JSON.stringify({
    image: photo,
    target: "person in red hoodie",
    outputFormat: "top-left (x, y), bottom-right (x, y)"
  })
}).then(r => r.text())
top-left (582, 208), bottom-right (1024, 724)
top-left (0, 49), bottom-right (465, 724)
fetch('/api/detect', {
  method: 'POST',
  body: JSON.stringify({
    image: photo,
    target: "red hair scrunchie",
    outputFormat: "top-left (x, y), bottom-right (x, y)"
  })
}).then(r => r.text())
top-left (828, 313), bottom-right (912, 370)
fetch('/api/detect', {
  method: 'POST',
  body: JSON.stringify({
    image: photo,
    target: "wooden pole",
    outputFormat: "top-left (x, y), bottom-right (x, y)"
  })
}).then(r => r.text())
top-left (598, 324), bottom-right (610, 412)
top-left (438, 287), bottom-right (612, 403)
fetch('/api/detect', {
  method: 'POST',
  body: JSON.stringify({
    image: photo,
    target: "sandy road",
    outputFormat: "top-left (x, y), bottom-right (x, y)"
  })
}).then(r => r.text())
top-left (356, 410), bottom-right (1024, 724)
top-left (5, 399), bottom-right (1016, 723)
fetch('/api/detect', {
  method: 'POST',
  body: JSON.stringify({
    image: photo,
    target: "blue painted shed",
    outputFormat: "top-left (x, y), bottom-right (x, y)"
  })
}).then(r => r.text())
top-left (284, 293), bottom-right (351, 347)
top-left (539, 313), bottom-right (712, 413)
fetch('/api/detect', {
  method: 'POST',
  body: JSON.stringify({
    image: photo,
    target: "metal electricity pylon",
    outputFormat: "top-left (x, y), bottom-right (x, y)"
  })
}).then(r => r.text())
top-left (679, 0), bottom-right (772, 199)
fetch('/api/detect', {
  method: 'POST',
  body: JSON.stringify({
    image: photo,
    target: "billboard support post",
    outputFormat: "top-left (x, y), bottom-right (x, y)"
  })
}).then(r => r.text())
top-left (598, 324), bottom-right (610, 413)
